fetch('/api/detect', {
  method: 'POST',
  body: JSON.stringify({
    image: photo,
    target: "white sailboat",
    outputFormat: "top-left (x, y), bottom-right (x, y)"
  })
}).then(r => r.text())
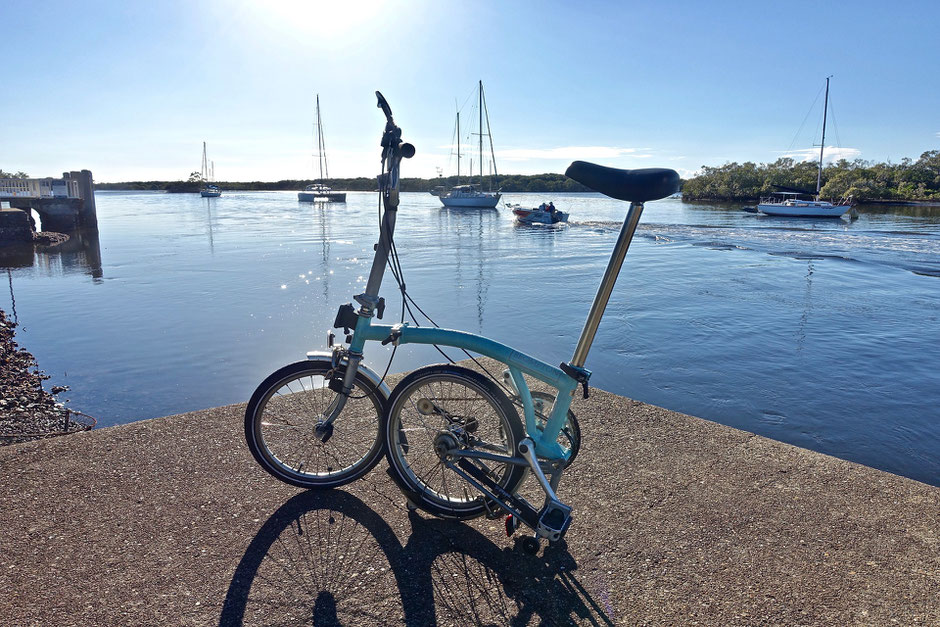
top-left (758, 76), bottom-right (851, 218)
top-left (200, 142), bottom-right (221, 197)
top-left (298, 95), bottom-right (346, 203)
top-left (440, 81), bottom-right (501, 209)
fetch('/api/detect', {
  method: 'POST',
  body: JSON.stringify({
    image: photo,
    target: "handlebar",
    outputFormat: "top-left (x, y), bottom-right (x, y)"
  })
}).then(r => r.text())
top-left (375, 91), bottom-right (415, 211)
top-left (375, 91), bottom-right (394, 125)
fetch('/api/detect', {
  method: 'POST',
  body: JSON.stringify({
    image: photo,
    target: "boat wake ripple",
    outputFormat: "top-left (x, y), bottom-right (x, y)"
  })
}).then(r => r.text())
top-left (569, 220), bottom-right (940, 277)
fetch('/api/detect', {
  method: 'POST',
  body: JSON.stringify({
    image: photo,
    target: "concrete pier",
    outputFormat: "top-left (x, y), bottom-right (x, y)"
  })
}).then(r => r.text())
top-left (0, 170), bottom-right (97, 233)
top-left (0, 364), bottom-right (936, 625)
top-left (0, 207), bottom-right (32, 242)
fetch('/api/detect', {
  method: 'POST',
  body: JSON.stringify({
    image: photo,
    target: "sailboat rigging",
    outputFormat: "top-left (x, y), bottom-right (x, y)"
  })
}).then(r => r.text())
top-left (758, 76), bottom-right (852, 218)
top-left (199, 142), bottom-right (222, 197)
top-left (298, 95), bottom-right (346, 203)
top-left (439, 81), bottom-right (501, 209)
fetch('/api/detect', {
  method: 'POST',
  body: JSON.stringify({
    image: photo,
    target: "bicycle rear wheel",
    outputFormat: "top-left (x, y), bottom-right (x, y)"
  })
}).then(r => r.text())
top-left (245, 359), bottom-right (387, 489)
top-left (384, 364), bottom-right (527, 520)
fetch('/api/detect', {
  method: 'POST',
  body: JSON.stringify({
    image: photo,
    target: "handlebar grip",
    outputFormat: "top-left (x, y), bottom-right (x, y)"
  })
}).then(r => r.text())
top-left (375, 91), bottom-right (393, 123)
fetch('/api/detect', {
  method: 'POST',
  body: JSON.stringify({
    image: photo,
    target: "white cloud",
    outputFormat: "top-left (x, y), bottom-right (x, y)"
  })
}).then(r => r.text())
top-left (777, 146), bottom-right (861, 163)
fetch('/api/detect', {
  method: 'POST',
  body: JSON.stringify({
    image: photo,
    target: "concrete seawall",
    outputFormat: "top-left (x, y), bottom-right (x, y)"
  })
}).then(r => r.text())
top-left (1, 369), bottom-right (937, 625)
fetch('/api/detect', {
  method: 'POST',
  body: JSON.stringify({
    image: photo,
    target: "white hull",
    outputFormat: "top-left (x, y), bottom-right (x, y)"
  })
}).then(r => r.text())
top-left (757, 202), bottom-right (849, 217)
top-left (440, 192), bottom-right (500, 208)
top-left (298, 191), bottom-right (346, 203)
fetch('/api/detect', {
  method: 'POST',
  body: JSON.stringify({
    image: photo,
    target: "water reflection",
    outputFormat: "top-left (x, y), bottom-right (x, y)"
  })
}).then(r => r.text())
top-left (436, 207), bottom-right (497, 332)
top-left (5, 269), bottom-right (17, 323)
top-left (0, 228), bottom-right (102, 279)
top-left (318, 204), bottom-right (331, 304)
top-left (203, 197), bottom-right (215, 254)
top-left (796, 260), bottom-right (814, 353)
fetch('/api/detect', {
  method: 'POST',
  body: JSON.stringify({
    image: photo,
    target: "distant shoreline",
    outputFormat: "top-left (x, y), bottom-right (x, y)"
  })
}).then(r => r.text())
top-left (94, 173), bottom-right (596, 194)
top-left (682, 196), bottom-right (940, 208)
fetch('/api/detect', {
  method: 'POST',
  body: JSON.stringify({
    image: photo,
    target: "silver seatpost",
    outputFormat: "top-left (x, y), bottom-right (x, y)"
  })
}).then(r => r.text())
top-left (570, 201), bottom-right (644, 367)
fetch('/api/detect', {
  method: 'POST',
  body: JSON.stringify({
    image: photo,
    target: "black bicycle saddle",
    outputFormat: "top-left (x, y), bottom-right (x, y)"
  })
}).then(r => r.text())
top-left (565, 161), bottom-right (679, 203)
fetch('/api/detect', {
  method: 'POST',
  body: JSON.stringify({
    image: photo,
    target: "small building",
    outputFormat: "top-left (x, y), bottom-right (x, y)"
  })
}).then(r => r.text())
top-left (0, 177), bottom-right (81, 199)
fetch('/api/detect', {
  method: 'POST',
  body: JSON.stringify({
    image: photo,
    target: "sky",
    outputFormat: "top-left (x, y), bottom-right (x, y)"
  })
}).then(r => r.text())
top-left (2, 0), bottom-right (938, 183)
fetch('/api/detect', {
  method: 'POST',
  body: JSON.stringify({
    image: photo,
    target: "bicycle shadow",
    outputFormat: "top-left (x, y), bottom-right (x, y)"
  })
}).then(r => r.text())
top-left (219, 487), bottom-right (615, 626)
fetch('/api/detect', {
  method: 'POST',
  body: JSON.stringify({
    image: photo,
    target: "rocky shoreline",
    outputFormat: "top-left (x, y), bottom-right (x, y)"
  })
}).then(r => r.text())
top-left (0, 308), bottom-right (93, 444)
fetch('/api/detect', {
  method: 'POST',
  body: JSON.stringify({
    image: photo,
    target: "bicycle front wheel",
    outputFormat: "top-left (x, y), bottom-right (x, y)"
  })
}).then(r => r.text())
top-left (245, 359), bottom-right (387, 489)
top-left (384, 364), bottom-right (527, 520)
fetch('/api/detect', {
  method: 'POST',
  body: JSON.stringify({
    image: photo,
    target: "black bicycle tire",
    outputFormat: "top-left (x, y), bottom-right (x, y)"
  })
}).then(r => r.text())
top-left (383, 364), bottom-right (527, 520)
top-left (245, 359), bottom-right (387, 489)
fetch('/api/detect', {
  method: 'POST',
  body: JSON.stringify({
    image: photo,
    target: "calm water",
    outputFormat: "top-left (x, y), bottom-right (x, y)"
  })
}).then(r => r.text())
top-left (3, 191), bottom-right (939, 486)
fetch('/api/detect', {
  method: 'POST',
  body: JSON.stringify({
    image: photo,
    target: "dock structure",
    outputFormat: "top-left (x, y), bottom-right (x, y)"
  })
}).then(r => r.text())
top-left (0, 170), bottom-right (97, 232)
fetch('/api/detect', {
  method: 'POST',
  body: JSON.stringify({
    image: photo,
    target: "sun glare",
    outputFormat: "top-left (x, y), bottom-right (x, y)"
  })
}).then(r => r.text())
top-left (245, 0), bottom-right (385, 39)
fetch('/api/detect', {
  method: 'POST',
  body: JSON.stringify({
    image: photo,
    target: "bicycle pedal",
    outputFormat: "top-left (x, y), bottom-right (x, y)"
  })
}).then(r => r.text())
top-left (538, 501), bottom-right (572, 542)
top-left (505, 513), bottom-right (521, 537)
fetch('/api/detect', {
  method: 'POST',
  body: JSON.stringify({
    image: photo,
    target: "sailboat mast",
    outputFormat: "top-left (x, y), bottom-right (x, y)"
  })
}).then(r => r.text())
top-left (316, 95), bottom-right (325, 182)
top-left (479, 79), bottom-right (483, 188)
top-left (456, 111), bottom-right (461, 184)
top-left (201, 142), bottom-right (208, 182)
top-left (481, 82), bottom-right (499, 190)
top-left (816, 76), bottom-right (831, 198)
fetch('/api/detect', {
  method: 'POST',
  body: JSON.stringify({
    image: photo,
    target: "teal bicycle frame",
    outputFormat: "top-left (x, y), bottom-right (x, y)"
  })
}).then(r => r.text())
top-left (333, 167), bottom-right (646, 464)
top-left (350, 318), bottom-right (579, 461)
top-left (321, 93), bottom-right (649, 541)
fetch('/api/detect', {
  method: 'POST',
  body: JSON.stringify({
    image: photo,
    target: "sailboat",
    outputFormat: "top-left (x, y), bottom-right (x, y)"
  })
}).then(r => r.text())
top-left (758, 76), bottom-right (851, 218)
top-left (440, 81), bottom-right (501, 209)
top-left (298, 95), bottom-right (346, 203)
top-left (200, 142), bottom-right (221, 197)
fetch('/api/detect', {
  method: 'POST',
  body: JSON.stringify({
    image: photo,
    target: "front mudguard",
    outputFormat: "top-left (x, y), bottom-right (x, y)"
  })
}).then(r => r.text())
top-left (306, 350), bottom-right (392, 404)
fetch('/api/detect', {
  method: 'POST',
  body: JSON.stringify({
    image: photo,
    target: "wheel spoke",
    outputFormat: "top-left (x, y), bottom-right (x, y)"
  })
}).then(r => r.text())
top-left (246, 363), bottom-right (384, 488)
top-left (385, 367), bottom-right (526, 519)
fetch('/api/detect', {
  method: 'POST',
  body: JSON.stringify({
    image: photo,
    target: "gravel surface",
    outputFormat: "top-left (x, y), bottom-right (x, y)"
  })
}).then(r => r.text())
top-left (0, 308), bottom-right (92, 444)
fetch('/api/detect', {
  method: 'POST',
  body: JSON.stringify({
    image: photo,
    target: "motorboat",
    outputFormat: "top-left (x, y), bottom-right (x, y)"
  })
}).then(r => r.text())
top-left (509, 202), bottom-right (568, 224)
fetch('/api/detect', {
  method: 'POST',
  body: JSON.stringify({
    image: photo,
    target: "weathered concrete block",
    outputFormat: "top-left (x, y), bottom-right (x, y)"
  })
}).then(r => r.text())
top-left (0, 208), bottom-right (32, 243)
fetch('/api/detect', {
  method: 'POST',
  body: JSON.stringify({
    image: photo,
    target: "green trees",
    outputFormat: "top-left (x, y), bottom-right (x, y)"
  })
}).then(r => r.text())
top-left (0, 170), bottom-right (29, 179)
top-left (682, 152), bottom-right (940, 202)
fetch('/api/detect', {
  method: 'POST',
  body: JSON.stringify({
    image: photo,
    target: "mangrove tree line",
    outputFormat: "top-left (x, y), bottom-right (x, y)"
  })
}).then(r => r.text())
top-left (681, 151), bottom-right (940, 202)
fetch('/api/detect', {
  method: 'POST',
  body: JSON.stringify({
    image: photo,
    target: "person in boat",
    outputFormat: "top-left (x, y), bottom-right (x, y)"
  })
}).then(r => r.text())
top-left (548, 202), bottom-right (556, 214)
